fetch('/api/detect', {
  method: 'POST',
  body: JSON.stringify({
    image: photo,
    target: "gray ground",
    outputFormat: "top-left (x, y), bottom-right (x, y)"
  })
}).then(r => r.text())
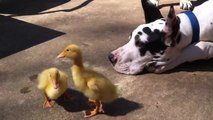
top-left (1, 0), bottom-right (213, 120)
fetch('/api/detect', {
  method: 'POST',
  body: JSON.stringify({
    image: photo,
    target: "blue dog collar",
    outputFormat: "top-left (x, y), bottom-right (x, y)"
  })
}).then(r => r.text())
top-left (181, 11), bottom-right (200, 44)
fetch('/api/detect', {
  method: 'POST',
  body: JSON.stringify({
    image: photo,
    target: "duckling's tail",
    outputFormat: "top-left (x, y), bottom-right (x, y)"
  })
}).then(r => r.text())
top-left (100, 84), bottom-right (119, 103)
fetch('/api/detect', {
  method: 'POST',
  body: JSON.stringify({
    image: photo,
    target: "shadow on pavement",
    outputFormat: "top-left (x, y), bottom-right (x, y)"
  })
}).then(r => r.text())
top-left (33, 0), bottom-right (94, 16)
top-left (0, 15), bottom-right (65, 59)
top-left (0, 0), bottom-right (70, 15)
top-left (0, 0), bottom-right (94, 16)
top-left (144, 59), bottom-right (213, 75)
top-left (56, 89), bottom-right (142, 116)
top-left (56, 89), bottom-right (90, 112)
top-left (165, 59), bottom-right (213, 73)
top-left (103, 98), bottom-right (143, 116)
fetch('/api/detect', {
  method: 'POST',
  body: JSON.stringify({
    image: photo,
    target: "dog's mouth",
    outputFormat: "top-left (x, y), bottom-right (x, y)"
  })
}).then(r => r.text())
top-left (113, 62), bottom-right (131, 74)
top-left (115, 63), bottom-right (148, 75)
top-left (108, 53), bottom-right (145, 74)
top-left (108, 56), bottom-right (128, 74)
top-left (110, 59), bottom-right (147, 75)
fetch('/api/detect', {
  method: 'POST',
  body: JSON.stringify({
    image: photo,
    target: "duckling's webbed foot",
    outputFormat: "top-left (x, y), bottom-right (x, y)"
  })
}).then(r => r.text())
top-left (43, 93), bottom-right (55, 108)
top-left (84, 100), bottom-right (104, 118)
top-left (43, 100), bottom-right (55, 108)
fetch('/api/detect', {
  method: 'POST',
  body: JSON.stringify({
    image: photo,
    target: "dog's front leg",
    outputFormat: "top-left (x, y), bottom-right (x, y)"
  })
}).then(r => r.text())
top-left (155, 41), bottom-right (213, 73)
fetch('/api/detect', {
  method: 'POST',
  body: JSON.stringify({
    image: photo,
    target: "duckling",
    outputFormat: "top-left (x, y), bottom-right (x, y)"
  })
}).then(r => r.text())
top-left (57, 44), bottom-right (118, 117)
top-left (37, 67), bottom-right (68, 108)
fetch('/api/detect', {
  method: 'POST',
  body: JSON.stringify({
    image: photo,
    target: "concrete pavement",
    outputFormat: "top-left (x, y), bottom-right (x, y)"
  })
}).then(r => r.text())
top-left (1, 0), bottom-right (213, 120)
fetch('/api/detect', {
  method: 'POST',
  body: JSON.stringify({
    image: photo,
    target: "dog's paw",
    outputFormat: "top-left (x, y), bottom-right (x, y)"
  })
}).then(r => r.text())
top-left (146, 62), bottom-right (166, 73)
top-left (149, 0), bottom-right (159, 7)
top-left (180, 0), bottom-right (193, 10)
top-left (145, 62), bottom-right (157, 72)
top-left (154, 66), bottom-right (166, 73)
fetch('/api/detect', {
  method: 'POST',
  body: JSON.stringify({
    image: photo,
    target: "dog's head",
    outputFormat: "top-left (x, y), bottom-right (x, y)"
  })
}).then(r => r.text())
top-left (108, 5), bottom-right (181, 74)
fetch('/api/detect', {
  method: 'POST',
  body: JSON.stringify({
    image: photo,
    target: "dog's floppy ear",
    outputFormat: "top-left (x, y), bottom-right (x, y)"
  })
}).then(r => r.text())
top-left (162, 6), bottom-right (180, 47)
top-left (141, 0), bottom-right (163, 23)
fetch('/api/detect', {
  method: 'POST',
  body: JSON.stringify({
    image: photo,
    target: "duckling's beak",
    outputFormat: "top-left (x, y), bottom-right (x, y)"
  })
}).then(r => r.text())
top-left (52, 79), bottom-right (59, 89)
top-left (57, 52), bottom-right (65, 59)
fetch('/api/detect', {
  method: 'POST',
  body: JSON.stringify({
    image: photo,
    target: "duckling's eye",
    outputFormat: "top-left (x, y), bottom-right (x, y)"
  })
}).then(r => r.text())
top-left (66, 49), bottom-right (70, 52)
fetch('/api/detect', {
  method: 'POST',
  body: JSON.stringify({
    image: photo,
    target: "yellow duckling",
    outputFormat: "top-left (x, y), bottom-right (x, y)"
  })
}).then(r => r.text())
top-left (57, 44), bottom-right (118, 117)
top-left (37, 67), bottom-right (68, 108)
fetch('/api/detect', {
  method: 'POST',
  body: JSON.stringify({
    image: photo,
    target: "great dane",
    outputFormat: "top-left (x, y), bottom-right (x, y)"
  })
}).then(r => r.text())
top-left (108, 0), bottom-right (213, 75)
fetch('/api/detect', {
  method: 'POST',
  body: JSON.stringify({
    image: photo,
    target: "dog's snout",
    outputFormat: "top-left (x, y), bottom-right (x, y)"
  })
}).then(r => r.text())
top-left (108, 53), bottom-right (117, 65)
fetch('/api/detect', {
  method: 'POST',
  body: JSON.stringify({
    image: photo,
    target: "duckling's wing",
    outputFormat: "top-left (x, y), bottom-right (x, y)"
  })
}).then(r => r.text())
top-left (37, 72), bottom-right (48, 90)
top-left (87, 78), bottom-right (99, 91)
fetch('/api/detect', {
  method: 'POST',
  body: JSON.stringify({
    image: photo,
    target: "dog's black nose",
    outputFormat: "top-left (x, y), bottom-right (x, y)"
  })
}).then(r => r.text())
top-left (108, 53), bottom-right (117, 65)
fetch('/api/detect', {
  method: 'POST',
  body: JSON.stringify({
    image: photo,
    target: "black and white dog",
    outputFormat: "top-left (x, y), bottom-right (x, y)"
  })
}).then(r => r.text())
top-left (108, 0), bottom-right (213, 75)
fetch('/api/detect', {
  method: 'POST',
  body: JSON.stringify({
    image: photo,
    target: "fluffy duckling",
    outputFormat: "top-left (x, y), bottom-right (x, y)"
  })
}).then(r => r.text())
top-left (37, 67), bottom-right (68, 108)
top-left (57, 44), bottom-right (118, 117)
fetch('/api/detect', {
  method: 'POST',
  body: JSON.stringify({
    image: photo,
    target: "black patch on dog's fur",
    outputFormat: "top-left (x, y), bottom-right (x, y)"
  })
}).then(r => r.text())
top-left (136, 29), bottom-right (167, 56)
top-left (135, 35), bottom-right (143, 47)
top-left (143, 27), bottom-right (152, 35)
top-left (138, 31), bottom-right (142, 35)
